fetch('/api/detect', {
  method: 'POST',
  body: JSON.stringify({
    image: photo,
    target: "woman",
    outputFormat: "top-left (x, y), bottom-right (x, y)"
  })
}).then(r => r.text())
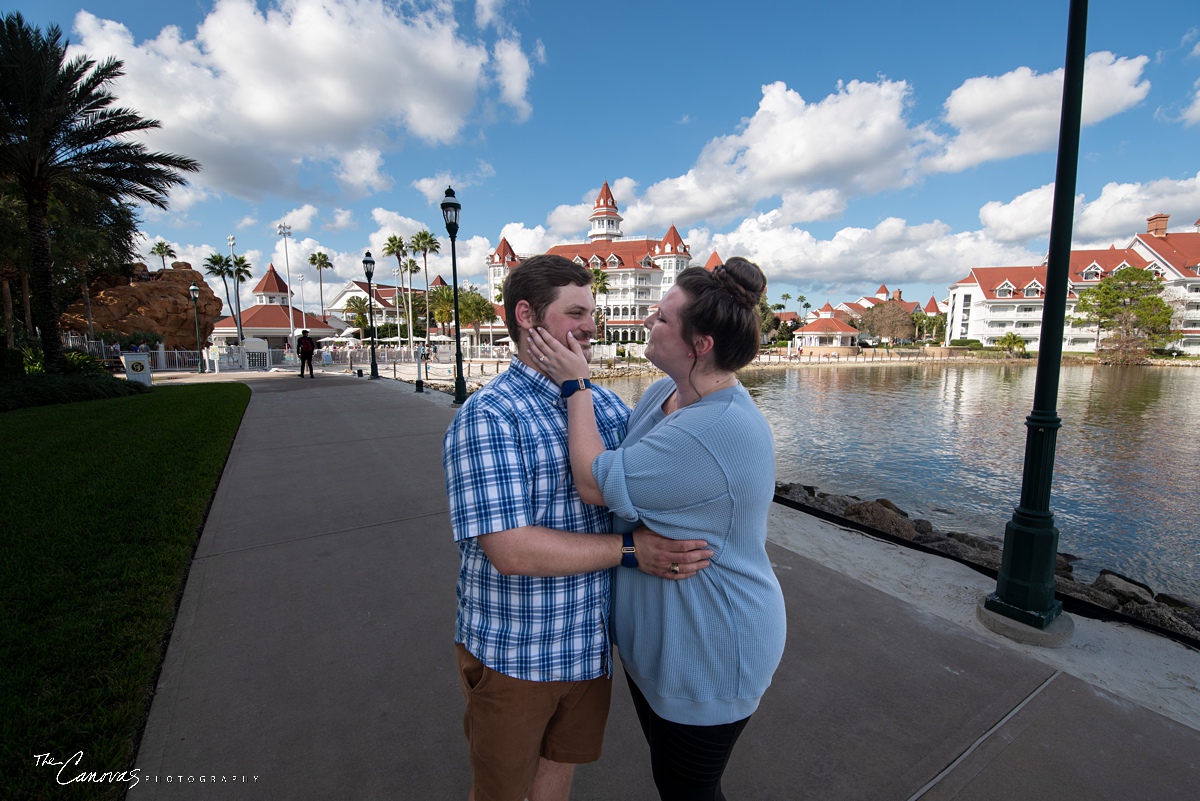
top-left (528, 257), bottom-right (786, 800)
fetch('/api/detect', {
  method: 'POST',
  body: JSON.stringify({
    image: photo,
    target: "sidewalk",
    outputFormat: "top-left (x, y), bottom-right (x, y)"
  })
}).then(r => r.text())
top-left (130, 371), bottom-right (1200, 800)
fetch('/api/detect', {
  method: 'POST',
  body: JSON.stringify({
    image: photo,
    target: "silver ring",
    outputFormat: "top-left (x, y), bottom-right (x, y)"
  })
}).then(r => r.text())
top-left (669, 563), bottom-right (680, 575)
top-left (540, 356), bottom-right (546, 362)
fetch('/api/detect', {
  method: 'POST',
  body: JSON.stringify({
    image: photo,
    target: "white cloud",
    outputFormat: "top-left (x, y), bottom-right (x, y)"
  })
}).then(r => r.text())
top-left (69, 0), bottom-right (530, 202)
top-left (475, 0), bottom-right (506, 30)
top-left (924, 52), bottom-right (1150, 173)
top-left (493, 38), bottom-right (534, 122)
top-left (412, 161), bottom-right (497, 205)
top-left (326, 209), bottom-right (356, 231)
top-left (237, 215), bottom-right (258, 229)
top-left (275, 204), bottom-right (319, 232)
top-left (979, 185), bottom-right (1059, 243)
top-left (497, 222), bottom-right (552, 254)
top-left (1183, 78), bottom-right (1200, 126)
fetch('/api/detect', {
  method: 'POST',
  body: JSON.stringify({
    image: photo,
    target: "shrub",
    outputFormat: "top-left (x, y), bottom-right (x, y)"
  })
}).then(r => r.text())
top-left (950, 339), bottom-right (984, 350)
top-left (0, 373), bottom-right (149, 413)
top-left (0, 347), bottom-right (24, 379)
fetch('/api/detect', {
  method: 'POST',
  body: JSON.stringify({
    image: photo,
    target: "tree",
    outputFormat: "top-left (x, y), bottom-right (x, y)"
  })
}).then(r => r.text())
top-left (343, 295), bottom-right (370, 332)
top-left (203, 253), bottom-right (240, 344)
top-left (230, 254), bottom-right (252, 340)
top-left (995, 331), bottom-right (1027, 356)
top-left (0, 13), bottom-right (200, 371)
top-left (460, 287), bottom-right (498, 347)
top-left (428, 284), bottom-right (455, 336)
top-left (410, 230), bottom-right (440, 343)
top-left (801, 300), bottom-right (811, 322)
top-left (859, 301), bottom-right (915, 344)
top-left (1072, 267), bottom-right (1176, 363)
top-left (149, 240), bottom-right (175, 270)
top-left (308, 250), bottom-right (333, 321)
top-left (381, 235), bottom-right (412, 350)
top-left (780, 292), bottom-right (791, 312)
top-left (590, 267), bottom-right (609, 338)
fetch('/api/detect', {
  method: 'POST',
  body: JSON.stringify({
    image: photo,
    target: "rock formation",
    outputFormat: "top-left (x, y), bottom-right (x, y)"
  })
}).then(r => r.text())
top-left (60, 263), bottom-right (224, 349)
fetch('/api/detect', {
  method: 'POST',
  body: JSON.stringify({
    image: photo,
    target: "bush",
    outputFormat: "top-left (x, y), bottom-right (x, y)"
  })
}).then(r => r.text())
top-left (95, 330), bottom-right (163, 350)
top-left (18, 346), bottom-right (107, 375)
top-left (950, 339), bottom-right (984, 350)
top-left (0, 347), bottom-right (23, 379)
top-left (0, 373), bottom-right (149, 413)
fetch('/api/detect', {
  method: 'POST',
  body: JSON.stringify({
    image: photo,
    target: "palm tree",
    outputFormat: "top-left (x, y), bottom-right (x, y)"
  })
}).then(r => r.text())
top-left (308, 251), bottom-right (333, 321)
top-left (590, 267), bottom-right (609, 341)
top-left (781, 292), bottom-right (792, 312)
top-left (428, 284), bottom-right (455, 337)
top-left (230, 255), bottom-right (252, 340)
top-left (402, 257), bottom-right (420, 337)
top-left (344, 295), bottom-right (370, 333)
top-left (460, 288), bottom-right (498, 349)
top-left (410, 230), bottom-right (440, 343)
top-left (149, 240), bottom-right (175, 270)
top-left (203, 253), bottom-right (240, 343)
top-left (995, 331), bottom-right (1027, 356)
top-left (0, 14), bottom-right (200, 371)
top-left (381, 235), bottom-right (411, 349)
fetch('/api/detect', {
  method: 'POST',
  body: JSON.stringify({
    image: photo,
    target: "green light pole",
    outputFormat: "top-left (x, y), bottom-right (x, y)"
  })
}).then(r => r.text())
top-left (362, 251), bottom-right (380, 379)
top-left (441, 186), bottom-right (468, 406)
top-left (980, 0), bottom-right (1088, 641)
top-left (189, 282), bottom-right (204, 374)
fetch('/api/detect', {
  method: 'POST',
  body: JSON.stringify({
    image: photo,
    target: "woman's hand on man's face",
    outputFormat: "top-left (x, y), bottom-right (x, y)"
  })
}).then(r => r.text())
top-left (527, 326), bottom-right (590, 385)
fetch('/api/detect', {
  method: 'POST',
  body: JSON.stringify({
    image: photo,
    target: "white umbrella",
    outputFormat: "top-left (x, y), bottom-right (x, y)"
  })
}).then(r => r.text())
top-left (428, 334), bottom-right (453, 342)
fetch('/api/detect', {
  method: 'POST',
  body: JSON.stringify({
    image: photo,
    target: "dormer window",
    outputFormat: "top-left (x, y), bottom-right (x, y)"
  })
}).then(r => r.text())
top-left (1023, 283), bottom-right (1043, 298)
top-left (996, 287), bottom-right (1012, 298)
top-left (1082, 267), bottom-right (1101, 280)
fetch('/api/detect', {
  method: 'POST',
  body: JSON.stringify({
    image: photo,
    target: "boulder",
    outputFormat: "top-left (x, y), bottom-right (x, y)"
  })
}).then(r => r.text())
top-left (843, 500), bottom-right (918, 541)
top-left (874, 498), bottom-right (909, 517)
top-left (60, 265), bottom-right (224, 349)
top-left (1094, 571), bottom-right (1155, 606)
top-left (913, 519), bottom-right (934, 536)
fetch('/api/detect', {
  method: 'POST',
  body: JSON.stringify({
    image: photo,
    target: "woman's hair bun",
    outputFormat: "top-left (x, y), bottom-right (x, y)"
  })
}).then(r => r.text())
top-left (712, 257), bottom-right (765, 309)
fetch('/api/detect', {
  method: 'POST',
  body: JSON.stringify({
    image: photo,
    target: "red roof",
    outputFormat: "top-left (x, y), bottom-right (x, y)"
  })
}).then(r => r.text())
top-left (491, 238), bottom-right (519, 266)
top-left (924, 296), bottom-right (941, 314)
top-left (252, 264), bottom-right (289, 294)
top-left (431, 275), bottom-right (448, 287)
top-left (876, 284), bottom-right (889, 295)
top-left (593, 181), bottom-right (619, 215)
top-left (797, 317), bottom-right (858, 334)
top-left (213, 304), bottom-right (333, 333)
top-left (660, 225), bottom-right (688, 255)
top-left (546, 239), bottom-right (661, 270)
top-left (1131, 231), bottom-right (1200, 277)
top-left (704, 251), bottom-right (722, 270)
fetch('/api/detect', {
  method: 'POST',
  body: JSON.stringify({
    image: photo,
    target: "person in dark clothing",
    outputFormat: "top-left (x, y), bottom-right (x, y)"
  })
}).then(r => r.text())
top-left (298, 330), bottom-right (316, 377)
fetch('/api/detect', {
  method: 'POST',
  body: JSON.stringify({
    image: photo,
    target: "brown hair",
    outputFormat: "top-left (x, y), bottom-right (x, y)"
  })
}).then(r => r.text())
top-left (675, 256), bottom-right (766, 373)
top-left (503, 254), bottom-right (592, 343)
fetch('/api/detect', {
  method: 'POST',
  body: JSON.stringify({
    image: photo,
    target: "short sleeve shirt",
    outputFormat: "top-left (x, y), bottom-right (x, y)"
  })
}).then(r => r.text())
top-left (443, 358), bottom-right (630, 682)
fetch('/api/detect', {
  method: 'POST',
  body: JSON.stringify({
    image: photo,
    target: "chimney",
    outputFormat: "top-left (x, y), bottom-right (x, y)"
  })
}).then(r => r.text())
top-left (1147, 213), bottom-right (1169, 237)
top-left (893, 289), bottom-right (902, 301)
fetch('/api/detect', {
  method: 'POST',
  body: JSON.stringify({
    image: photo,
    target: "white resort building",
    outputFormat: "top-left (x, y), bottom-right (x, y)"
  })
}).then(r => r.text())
top-left (945, 214), bottom-right (1200, 353)
top-left (212, 264), bottom-right (334, 348)
top-left (487, 181), bottom-right (711, 343)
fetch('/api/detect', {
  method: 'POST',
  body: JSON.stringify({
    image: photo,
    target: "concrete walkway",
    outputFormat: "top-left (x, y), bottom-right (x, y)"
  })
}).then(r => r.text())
top-left (131, 371), bottom-right (1200, 800)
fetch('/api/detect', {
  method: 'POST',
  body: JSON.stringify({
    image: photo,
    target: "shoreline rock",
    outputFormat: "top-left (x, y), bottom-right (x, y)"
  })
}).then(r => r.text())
top-left (774, 482), bottom-right (1200, 644)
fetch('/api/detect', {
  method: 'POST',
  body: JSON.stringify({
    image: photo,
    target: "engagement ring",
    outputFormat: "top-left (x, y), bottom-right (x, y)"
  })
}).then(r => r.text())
top-left (669, 563), bottom-right (680, 575)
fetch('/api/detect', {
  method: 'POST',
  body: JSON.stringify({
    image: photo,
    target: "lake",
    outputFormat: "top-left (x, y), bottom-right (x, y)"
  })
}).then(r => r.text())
top-left (599, 363), bottom-right (1200, 599)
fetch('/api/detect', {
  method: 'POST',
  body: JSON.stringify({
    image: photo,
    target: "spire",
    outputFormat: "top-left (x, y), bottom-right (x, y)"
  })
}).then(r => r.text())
top-left (588, 181), bottom-right (624, 242)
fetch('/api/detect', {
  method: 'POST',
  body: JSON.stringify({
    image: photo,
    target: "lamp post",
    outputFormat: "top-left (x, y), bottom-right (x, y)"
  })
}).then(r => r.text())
top-left (189, 283), bottom-right (204, 373)
top-left (298, 275), bottom-right (307, 325)
top-left (362, 251), bottom-right (380, 379)
top-left (979, 0), bottom-right (1087, 644)
top-left (227, 233), bottom-right (247, 368)
top-left (441, 186), bottom-right (467, 405)
top-left (277, 222), bottom-right (296, 352)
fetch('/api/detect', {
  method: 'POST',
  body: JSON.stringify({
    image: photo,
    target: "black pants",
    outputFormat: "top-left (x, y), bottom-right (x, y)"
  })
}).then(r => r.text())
top-left (626, 672), bottom-right (750, 801)
top-left (299, 354), bottom-right (313, 376)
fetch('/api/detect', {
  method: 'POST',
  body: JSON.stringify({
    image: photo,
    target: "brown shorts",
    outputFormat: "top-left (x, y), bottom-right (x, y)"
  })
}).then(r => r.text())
top-left (456, 644), bottom-right (612, 801)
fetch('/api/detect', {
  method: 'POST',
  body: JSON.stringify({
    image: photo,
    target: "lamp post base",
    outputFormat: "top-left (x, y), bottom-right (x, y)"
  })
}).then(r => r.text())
top-left (977, 596), bottom-right (1074, 647)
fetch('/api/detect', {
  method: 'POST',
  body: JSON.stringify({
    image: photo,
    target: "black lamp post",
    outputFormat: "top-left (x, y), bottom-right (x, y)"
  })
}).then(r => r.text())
top-left (189, 282), bottom-right (204, 373)
top-left (441, 186), bottom-right (467, 405)
top-left (980, 0), bottom-right (1088, 642)
top-left (362, 251), bottom-right (380, 379)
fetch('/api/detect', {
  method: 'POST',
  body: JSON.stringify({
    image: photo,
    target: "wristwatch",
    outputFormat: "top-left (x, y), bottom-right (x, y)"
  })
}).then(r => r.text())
top-left (620, 531), bottom-right (638, 568)
top-left (560, 378), bottom-right (593, 398)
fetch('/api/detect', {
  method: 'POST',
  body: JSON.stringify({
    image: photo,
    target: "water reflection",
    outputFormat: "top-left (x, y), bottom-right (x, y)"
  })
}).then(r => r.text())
top-left (599, 365), bottom-right (1200, 597)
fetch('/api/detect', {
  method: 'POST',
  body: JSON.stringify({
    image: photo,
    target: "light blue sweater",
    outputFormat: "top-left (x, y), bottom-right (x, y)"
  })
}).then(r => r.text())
top-left (594, 377), bottom-right (786, 726)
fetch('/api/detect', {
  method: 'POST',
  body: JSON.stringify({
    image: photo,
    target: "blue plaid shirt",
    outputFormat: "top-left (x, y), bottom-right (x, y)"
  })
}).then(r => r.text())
top-left (444, 358), bottom-right (630, 682)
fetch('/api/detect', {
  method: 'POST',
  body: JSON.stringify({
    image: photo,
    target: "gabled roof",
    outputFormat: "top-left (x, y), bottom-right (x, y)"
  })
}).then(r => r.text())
top-left (491, 238), bottom-right (519, 265)
top-left (704, 251), bottom-right (723, 271)
top-left (546, 239), bottom-right (662, 271)
top-left (658, 225), bottom-right (688, 255)
top-left (924, 296), bottom-right (941, 314)
top-left (877, 284), bottom-right (889, 295)
top-left (1130, 231), bottom-right (1200, 278)
top-left (431, 275), bottom-right (448, 287)
top-left (797, 317), bottom-right (858, 334)
top-left (213, 304), bottom-right (333, 333)
top-left (252, 264), bottom-right (289, 294)
top-left (350, 280), bottom-right (396, 308)
top-left (1069, 246), bottom-right (1148, 276)
top-left (590, 181), bottom-right (621, 219)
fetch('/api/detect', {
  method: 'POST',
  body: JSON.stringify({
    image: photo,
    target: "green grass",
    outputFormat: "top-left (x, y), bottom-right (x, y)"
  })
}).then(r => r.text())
top-left (1, 384), bottom-right (250, 800)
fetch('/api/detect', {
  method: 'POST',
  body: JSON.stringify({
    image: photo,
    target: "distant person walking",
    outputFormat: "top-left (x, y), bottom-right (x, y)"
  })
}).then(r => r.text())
top-left (298, 330), bottom-right (315, 378)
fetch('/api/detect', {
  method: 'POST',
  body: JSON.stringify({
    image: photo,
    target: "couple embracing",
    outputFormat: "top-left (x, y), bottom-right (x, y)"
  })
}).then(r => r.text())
top-left (443, 254), bottom-right (786, 801)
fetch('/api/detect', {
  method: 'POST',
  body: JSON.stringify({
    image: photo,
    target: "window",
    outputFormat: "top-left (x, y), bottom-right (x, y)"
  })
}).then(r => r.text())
top-left (1024, 286), bottom-right (1042, 297)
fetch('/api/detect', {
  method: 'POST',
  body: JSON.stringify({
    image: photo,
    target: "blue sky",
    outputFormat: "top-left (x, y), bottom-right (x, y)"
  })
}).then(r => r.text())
top-left (15, 0), bottom-right (1200, 317)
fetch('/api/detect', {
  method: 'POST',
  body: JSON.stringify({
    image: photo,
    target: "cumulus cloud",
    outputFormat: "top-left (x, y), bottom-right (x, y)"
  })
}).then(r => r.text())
top-left (237, 215), bottom-right (258, 229)
top-left (68, 0), bottom-right (535, 202)
top-left (924, 52), bottom-right (1150, 173)
top-left (275, 204), bottom-right (319, 232)
top-left (326, 209), bottom-right (356, 231)
top-left (1183, 78), bottom-right (1200, 126)
top-left (411, 161), bottom-right (497, 204)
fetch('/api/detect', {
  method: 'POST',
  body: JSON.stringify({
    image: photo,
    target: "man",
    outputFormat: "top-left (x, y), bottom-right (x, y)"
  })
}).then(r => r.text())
top-left (443, 255), bottom-right (712, 801)
top-left (297, 329), bottom-right (315, 377)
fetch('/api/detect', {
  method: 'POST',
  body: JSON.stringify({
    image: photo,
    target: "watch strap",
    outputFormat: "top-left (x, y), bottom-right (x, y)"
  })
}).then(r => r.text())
top-left (560, 378), bottom-right (593, 398)
top-left (620, 531), bottom-right (638, 568)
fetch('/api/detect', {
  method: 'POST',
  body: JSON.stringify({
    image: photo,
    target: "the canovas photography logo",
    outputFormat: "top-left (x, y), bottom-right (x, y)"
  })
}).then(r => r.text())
top-left (34, 751), bottom-right (260, 788)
